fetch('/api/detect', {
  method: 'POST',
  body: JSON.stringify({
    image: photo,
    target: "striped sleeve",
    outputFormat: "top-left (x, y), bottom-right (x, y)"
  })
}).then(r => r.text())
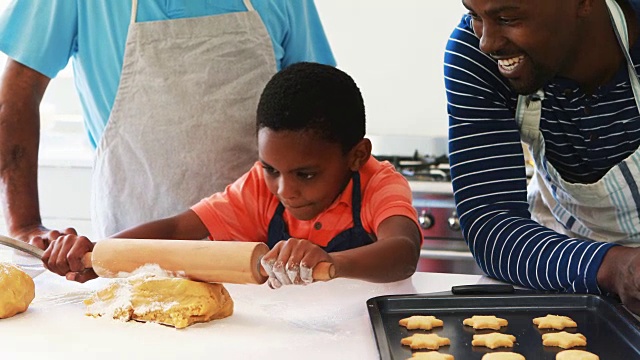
top-left (444, 15), bottom-right (616, 294)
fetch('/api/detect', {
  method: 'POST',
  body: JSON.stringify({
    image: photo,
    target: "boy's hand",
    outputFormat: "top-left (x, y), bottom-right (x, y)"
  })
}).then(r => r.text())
top-left (260, 238), bottom-right (332, 289)
top-left (42, 234), bottom-right (97, 283)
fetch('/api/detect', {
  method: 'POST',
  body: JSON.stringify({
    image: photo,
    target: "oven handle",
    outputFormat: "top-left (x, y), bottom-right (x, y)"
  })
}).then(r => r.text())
top-left (420, 249), bottom-right (474, 260)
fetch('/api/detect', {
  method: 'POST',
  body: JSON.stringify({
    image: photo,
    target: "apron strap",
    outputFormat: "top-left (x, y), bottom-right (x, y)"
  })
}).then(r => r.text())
top-left (606, 0), bottom-right (640, 111)
top-left (516, 90), bottom-right (545, 140)
top-left (130, 0), bottom-right (139, 24)
top-left (243, 0), bottom-right (256, 12)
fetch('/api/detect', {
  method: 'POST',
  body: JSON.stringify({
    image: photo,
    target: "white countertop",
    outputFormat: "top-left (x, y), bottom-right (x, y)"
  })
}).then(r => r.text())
top-left (0, 270), bottom-right (496, 359)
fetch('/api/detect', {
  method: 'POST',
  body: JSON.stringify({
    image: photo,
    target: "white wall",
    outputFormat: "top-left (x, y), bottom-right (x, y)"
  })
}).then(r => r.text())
top-left (316, 1), bottom-right (466, 138)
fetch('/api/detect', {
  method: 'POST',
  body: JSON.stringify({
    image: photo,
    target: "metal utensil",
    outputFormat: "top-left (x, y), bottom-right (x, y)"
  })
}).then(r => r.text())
top-left (0, 235), bottom-right (44, 259)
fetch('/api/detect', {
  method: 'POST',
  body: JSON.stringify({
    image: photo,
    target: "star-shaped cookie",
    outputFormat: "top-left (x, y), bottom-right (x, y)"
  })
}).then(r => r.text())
top-left (556, 349), bottom-right (599, 360)
top-left (481, 353), bottom-right (526, 360)
top-left (542, 331), bottom-right (587, 349)
top-left (463, 315), bottom-right (508, 330)
top-left (472, 332), bottom-right (516, 349)
top-left (533, 314), bottom-right (577, 330)
top-left (399, 315), bottom-right (444, 330)
top-left (408, 351), bottom-right (454, 360)
top-left (401, 333), bottom-right (451, 350)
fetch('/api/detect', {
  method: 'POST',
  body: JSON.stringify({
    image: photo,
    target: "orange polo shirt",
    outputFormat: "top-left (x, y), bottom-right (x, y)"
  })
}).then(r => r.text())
top-left (191, 156), bottom-right (419, 247)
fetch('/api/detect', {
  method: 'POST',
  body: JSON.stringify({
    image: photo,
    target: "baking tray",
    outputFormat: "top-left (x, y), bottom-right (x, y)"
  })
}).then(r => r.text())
top-left (367, 285), bottom-right (640, 359)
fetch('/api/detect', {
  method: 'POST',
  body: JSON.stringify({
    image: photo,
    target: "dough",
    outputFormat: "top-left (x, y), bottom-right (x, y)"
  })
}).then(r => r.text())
top-left (463, 315), bottom-right (508, 330)
top-left (399, 315), bottom-right (444, 330)
top-left (401, 333), bottom-right (451, 350)
top-left (542, 331), bottom-right (587, 349)
top-left (472, 332), bottom-right (516, 349)
top-left (0, 262), bottom-right (35, 319)
top-left (533, 314), bottom-right (577, 330)
top-left (84, 273), bottom-right (233, 328)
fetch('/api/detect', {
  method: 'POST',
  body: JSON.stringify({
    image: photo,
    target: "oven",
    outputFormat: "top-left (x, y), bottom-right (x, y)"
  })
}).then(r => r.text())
top-left (371, 136), bottom-right (484, 275)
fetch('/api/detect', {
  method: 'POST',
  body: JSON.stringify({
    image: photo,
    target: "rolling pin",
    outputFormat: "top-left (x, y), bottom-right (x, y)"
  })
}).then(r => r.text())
top-left (0, 235), bottom-right (335, 285)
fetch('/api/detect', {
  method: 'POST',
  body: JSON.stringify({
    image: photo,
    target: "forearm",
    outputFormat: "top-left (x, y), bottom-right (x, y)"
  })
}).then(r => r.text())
top-left (331, 236), bottom-right (420, 283)
top-left (112, 209), bottom-right (209, 240)
top-left (464, 211), bottom-right (615, 293)
top-left (0, 109), bottom-right (40, 234)
top-left (0, 60), bottom-right (49, 237)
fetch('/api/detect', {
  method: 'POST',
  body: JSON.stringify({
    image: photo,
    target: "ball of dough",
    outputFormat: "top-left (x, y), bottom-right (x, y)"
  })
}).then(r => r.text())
top-left (0, 262), bottom-right (36, 319)
top-left (84, 273), bottom-right (233, 329)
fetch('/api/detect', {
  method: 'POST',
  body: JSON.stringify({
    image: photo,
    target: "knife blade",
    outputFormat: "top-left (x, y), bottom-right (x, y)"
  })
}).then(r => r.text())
top-left (0, 235), bottom-right (44, 259)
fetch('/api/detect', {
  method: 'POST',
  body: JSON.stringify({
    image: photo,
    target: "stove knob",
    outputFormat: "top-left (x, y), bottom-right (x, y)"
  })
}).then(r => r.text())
top-left (447, 211), bottom-right (461, 231)
top-left (418, 210), bottom-right (434, 230)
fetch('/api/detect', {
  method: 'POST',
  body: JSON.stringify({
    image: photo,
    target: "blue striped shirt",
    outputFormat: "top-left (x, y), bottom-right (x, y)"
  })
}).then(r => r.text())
top-left (445, 10), bottom-right (640, 294)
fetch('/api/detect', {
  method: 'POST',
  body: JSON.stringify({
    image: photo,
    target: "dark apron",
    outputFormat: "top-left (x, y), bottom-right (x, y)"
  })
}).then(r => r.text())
top-left (266, 172), bottom-right (374, 252)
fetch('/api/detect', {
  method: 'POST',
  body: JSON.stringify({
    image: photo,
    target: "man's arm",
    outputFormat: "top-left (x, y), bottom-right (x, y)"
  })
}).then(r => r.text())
top-left (0, 59), bottom-right (51, 242)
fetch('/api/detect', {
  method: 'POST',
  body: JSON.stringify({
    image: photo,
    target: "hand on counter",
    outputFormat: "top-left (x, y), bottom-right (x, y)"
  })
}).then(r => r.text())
top-left (12, 224), bottom-right (78, 250)
top-left (597, 246), bottom-right (640, 315)
top-left (41, 233), bottom-right (97, 283)
top-left (260, 238), bottom-right (333, 289)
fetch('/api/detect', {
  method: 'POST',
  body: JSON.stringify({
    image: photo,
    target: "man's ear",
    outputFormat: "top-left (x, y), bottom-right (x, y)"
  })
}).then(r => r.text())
top-left (348, 138), bottom-right (372, 172)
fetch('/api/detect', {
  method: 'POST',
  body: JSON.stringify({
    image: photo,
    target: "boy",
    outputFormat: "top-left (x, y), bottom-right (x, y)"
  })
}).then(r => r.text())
top-left (41, 62), bottom-right (422, 288)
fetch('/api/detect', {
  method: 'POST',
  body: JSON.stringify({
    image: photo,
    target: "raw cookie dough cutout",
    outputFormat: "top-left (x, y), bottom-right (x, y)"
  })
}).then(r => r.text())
top-left (408, 351), bottom-right (454, 359)
top-left (463, 315), bottom-right (508, 330)
top-left (401, 333), bottom-right (451, 350)
top-left (542, 332), bottom-right (587, 349)
top-left (533, 314), bottom-right (577, 330)
top-left (472, 332), bottom-right (517, 349)
top-left (400, 315), bottom-right (444, 330)
top-left (556, 349), bottom-right (599, 360)
top-left (481, 353), bottom-right (526, 360)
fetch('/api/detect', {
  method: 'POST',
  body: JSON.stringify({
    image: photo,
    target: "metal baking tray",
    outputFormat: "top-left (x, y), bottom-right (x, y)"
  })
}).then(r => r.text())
top-left (367, 285), bottom-right (640, 359)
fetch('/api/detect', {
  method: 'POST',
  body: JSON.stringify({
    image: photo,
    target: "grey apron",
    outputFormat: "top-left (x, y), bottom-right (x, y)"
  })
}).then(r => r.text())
top-left (91, 0), bottom-right (276, 237)
top-left (516, 0), bottom-right (640, 244)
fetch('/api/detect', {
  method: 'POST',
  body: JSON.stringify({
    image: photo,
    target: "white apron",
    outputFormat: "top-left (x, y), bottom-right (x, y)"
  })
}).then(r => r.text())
top-left (516, 0), bottom-right (640, 245)
top-left (91, 0), bottom-right (276, 238)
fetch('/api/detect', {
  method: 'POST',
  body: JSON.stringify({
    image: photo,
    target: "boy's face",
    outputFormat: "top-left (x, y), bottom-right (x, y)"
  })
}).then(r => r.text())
top-left (463, 0), bottom-right (584, 94)
top-left (258, 128), bottom-right (358, 221)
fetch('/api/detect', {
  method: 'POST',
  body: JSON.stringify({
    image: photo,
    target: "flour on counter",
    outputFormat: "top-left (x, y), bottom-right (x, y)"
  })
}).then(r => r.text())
top-left (32, 291), bottom-right (92, 307)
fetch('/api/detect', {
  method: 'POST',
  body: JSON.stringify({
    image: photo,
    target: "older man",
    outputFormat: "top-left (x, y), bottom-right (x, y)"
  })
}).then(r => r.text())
top-left (445, 0), bottom-right (640, 313)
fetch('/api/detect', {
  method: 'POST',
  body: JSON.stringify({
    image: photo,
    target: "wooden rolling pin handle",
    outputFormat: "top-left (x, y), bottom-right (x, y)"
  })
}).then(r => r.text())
top-left (81, 251), bottom-right (335, 282)
top-left (258, 261), bottom-right (335, 282)
top-left (82, 252), bottom-right (93, 269)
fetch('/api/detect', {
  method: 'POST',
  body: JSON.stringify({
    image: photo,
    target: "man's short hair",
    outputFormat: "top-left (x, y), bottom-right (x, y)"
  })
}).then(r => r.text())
top-left (257, 62), bottom-right (366, 153)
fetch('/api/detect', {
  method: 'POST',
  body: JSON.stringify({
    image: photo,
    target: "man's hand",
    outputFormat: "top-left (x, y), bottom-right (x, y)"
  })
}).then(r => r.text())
top-left (41, 234), bottom-right (97, 283)
top-left (597, 246), bottom-right (640, 314)
top-left (260, 238), bottom-right (333, 289)
top-left (11, 224), bottom-right (79, 250)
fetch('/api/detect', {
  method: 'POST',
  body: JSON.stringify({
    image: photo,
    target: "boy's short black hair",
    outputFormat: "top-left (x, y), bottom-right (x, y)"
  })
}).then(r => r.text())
top-left (257, 62), bottom-right (365, 153)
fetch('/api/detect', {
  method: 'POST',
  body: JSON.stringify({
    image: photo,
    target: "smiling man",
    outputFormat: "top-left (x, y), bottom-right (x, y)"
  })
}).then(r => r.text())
top-left (445, 0), bottom-right (640, 313)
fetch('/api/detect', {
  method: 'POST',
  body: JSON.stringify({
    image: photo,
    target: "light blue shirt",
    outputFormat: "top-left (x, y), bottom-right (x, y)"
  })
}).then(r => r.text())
top-left (0, 0), bottom-right (336, 147)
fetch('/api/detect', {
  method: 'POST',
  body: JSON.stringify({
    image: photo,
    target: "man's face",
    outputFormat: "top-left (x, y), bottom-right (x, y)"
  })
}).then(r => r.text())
top-left (462, 0), bottom-right (581, 94)
top-left (258, 128), bottom-right (353, 221)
